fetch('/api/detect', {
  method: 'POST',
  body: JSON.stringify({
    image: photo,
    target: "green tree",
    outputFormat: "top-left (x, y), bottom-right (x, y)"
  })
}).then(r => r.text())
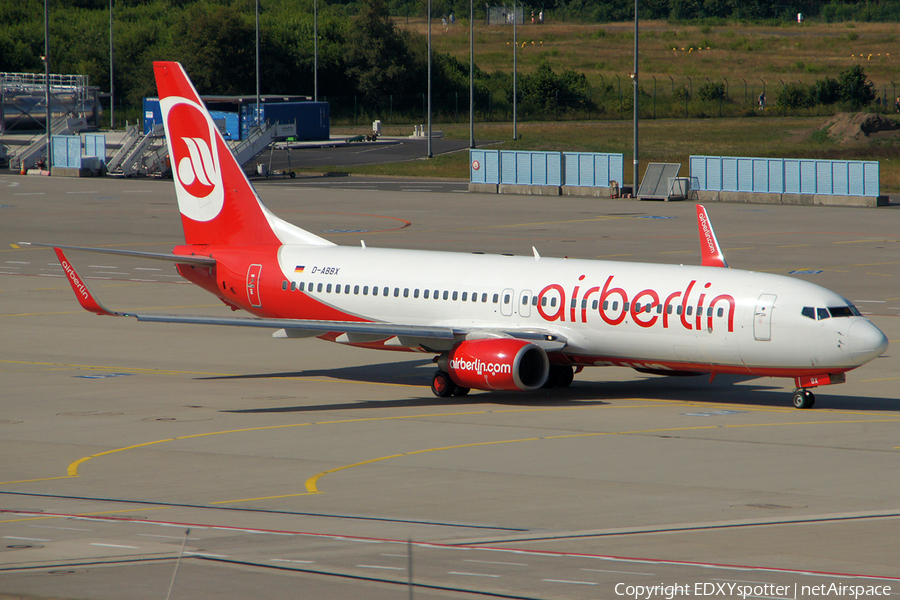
top-left (343, 0), bottom-right (415, 102)
top-left (837, 64), bottom-right (875, 108)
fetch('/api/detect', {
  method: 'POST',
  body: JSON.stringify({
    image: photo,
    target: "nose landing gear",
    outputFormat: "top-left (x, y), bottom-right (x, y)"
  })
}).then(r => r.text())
top-left (792, 389), bottom-right (815, 409)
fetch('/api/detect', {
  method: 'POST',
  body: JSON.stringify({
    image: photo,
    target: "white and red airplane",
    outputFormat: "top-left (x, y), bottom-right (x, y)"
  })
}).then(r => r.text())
top-left (36, 61), bottom-right (889, 408)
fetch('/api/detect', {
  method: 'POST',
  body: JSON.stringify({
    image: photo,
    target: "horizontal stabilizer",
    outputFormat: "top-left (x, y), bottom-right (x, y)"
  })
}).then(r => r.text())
top-left (22, 242), bottom-right (216, 267)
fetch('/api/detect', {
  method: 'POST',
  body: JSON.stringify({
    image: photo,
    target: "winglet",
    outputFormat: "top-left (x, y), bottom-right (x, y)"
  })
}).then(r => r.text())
top-left (53, 248), bottom-right (120, 316)
top-left (696, 205), bottom-right (729, 268)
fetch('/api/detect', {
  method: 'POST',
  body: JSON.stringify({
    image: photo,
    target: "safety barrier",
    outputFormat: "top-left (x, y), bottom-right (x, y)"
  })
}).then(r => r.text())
top-left (690, 155), bottom-right (880, 198)
top-left (470, 149), bottom-right (624, 196)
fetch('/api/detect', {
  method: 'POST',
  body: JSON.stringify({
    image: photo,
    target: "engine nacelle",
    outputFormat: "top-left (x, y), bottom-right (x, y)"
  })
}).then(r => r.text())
top-left (438, 338), bottom-right (549, 391)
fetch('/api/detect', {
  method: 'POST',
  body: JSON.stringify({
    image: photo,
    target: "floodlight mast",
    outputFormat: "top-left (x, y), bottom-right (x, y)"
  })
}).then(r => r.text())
top-left (633, 0), bottom-right (639, 195)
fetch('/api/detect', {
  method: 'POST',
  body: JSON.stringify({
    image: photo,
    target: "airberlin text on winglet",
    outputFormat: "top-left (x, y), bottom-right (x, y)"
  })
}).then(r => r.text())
top-left (535, 275), bottom-right (735, 332)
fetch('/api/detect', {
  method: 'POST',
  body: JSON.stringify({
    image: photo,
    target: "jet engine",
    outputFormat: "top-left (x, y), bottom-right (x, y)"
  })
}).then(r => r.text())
top-left (437, 338), bottom-right (549, 392)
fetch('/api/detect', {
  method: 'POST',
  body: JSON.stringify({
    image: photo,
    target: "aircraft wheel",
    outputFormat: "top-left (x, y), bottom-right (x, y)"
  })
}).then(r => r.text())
top-left (452, 387), bottom-right (470, 397)
top-left (549, 365), bottom-right (575, 388)
top-left (289, 171), bottom-right (296, 179)
top-left (431, 370), bottom-right (456, 398)
top-left (792, 389), bottom-right (815, 409)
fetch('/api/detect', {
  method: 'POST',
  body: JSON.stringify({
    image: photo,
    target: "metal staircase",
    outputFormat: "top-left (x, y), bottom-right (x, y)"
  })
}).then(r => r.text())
top-left (8, 116), bottom-right (88, 170)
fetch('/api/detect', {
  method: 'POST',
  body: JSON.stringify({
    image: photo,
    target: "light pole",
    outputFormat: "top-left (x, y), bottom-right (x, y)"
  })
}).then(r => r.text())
top-left (109, 0), bottom-right (114, 129)
top-left (427, 0), bottom-right (433, 158)
top-left (469, 0), bottom-right (474, 148)
top-left (255, 0), bottom-right (260, 127)
top-left (632, 0), bottom-right (639, 195)
top-left (513, 2), bottom-right (517, 140)
top-left (43, 0), bottom-right (51, 172)
top-left (314, 0), bottom-right (318, 101)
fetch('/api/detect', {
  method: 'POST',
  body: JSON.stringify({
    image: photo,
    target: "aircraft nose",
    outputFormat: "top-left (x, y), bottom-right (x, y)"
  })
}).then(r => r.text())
top-left (848, 320), bottom-right (889, 366)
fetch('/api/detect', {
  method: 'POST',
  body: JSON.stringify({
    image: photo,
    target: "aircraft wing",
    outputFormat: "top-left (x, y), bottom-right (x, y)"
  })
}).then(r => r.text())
top-left (50, 247), bottom-right (566, 351)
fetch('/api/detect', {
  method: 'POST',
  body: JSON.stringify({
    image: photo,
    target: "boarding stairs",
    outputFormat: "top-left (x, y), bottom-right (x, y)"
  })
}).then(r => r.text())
top-left (7, 116), bottom-right (88, 171)
top-left (230, 122), bottom-right (278, 167)
top-left (108, 123), bottom-right (170, 177)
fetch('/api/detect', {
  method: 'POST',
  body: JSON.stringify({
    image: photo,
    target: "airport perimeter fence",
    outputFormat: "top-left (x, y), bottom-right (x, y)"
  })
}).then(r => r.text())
top-left (323, 78), bottom-right (900, 126)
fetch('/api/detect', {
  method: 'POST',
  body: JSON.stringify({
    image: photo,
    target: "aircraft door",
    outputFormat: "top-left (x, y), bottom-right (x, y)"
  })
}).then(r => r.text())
top-left (500, 288), bottom-right (514, 316)
top-left (753, 293), bottom-right (776, 341)
top-left (247, 264), bottom-right (263, 308)
top-left (519, 290), bottom-right (532, 318)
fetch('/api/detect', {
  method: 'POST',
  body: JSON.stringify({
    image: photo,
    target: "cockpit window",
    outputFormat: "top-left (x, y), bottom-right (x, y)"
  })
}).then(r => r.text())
top-left (817, 308), bottom-right (830, 321)
top-left (828, 306), bottom-right (860, 318)
top-left (801, 307), bottom-right (815, 320)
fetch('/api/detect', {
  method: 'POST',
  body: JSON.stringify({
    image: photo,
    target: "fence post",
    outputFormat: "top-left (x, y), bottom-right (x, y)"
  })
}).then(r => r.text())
top-left (354, 95), bottom-right (358, 126)
top-left (652, 75), bottom-right (657, 119)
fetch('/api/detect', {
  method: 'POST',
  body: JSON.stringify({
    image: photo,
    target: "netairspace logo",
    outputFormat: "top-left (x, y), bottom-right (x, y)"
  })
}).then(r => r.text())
top-left (614, 582), bottom-right (892, 600)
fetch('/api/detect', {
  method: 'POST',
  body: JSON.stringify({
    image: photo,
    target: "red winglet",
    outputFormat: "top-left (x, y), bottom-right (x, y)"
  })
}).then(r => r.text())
top-left (696, 204), bottom-right (729, 268)
top-left (54, 248), bottom-right (119, 316)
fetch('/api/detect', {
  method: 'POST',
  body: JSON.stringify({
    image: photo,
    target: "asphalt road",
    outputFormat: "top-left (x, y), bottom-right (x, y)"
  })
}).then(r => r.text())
top-left (1, 173), bottom-right (899, 600)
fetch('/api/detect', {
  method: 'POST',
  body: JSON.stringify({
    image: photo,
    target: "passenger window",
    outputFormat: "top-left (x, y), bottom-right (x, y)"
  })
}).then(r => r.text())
top-left (424, 289), bottom-right (430, 299)
top-left (550, 297), bottom-right (557, 307)
top-left (290, 281), bottom-right (296, 291)
top-left (326, 284), bottom-right (332, 293)
top-left (677, 305), bottom-right (683, 315)
top-left (818, 308), bottom-right (831, 320)
top-left (612, 301), bottom-right (618, 310)
top-left (463, 292), bottom-right (468, 301)
top-left (686, 306), bottom-right (692, 316)
top-left (582, 299), bottom-right (587, 309)
top-left (667, 305), bottom-right (673, 314)
top-left (282, 281), bottom-right (288, 291)
top-left (656, 304), bottom-right (662, 314)
top-left (345, 285), bottom-right (350, 294)
top-left (646, 304), bottom-right (652, 313)
top-left (541, 297), bottom-right (547, 307)
top-left (383, 287), bottom-right (390, 296)
top-left (717, 307), bottom-right (724, 317)
top-left (492, 294), bottom-right (499, 303)
top-left (354, 285), bottom-right (359, 295)
top-left (335, 285), bottom-right (341, 294)
top-left (592, 300), bottom-right (598, 310)
top-left (623, 302), bottom-right (630, 311)
top-left (482, 293), bottom-right (488, 303)
top-left (706, 307), bottom-right (712, 316)
top-left (452, 291), bottom-right (458, 301)
top-left (372, 287), bottom-right (378, 296)
top-left (532, 296), bottom-right (538, 306)
top-left (504, 294), bottom-right (511, 304)
top-left (299, 282), bottom-right (305, 292)
top-left (394, 288), bottom-right (400, 297)
top-left (434, 289), bottom-right (439, 299)
top-left (317, 283), bottom-right (323, 293)
top-left (404, 288), bottom-right (409, 298)
top-left (414, 289), bottom-right (419, 298)
top-left (634, 303), bottom-right (641, 312)
top-left (603, 301), bottom-right (609, 310)
top-left (571, 299), bottom-right (577, 308)
top-left (443, 290), bottom-right (449, 300)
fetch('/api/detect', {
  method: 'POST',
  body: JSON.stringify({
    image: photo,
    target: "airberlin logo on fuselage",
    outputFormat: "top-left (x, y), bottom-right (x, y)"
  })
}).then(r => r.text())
top-left (535, 275), bottom-right (736, 332)
top-left (161, 97), bottom-right (225, 222)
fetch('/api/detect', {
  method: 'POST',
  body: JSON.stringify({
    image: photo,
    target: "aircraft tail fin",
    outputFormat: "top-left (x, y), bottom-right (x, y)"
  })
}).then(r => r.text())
top-left (696, 204), bottom-right (729, 268)
top-left (153, 61), bottom-right (333, 248)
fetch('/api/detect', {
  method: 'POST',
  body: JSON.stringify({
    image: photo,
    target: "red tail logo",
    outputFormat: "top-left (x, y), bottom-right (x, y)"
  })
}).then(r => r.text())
top-left (162, 98), bottom-right (224, 222)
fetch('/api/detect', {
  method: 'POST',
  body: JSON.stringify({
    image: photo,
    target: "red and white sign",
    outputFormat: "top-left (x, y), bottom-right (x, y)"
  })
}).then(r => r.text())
top-left (472, 160), bottom-right (480, 171)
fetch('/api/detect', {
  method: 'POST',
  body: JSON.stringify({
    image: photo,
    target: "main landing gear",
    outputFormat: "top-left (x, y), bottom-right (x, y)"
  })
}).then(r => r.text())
top-left (431, 370), bottom-right (470, 398)
top-left (792, 388), bottom-right (815, 409)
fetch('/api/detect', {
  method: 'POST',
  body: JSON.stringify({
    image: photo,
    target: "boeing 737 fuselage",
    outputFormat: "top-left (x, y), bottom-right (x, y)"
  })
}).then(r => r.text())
top-left (38, 62), bottom-right (889, 409)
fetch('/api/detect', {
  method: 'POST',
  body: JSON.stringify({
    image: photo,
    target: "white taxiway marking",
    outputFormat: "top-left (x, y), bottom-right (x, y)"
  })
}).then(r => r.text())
top-left (271, 558), bottom-right (315, 564)
top-left (184, 552), bottom-right (229, 558)
top-left (6, 261), bottom-right (30, 264)
top-left (137, 534), bottom-right (199, 540)
top-left (582, 568), bottom-right (655, 576)
top-left (357, 565), bottom-right (404, 570)
top-left (464, 559), bottom-right (529, 567)
top-left (4, 536), bottom-right (51, 542)
top-left (14, 193), bottom-right (45, 196)
top-left (543, 579), bottom-right (598, 585)
top-left (449, 572), bottom-right (501, 578)
top-left (31, 526), bottom-right (91, 532)
top-left (66, 191), bottom-right (97, 194)
top-left (135, 267), bottom-right (163, 271)
top-left (90, 543), bottom-right (139, 549)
